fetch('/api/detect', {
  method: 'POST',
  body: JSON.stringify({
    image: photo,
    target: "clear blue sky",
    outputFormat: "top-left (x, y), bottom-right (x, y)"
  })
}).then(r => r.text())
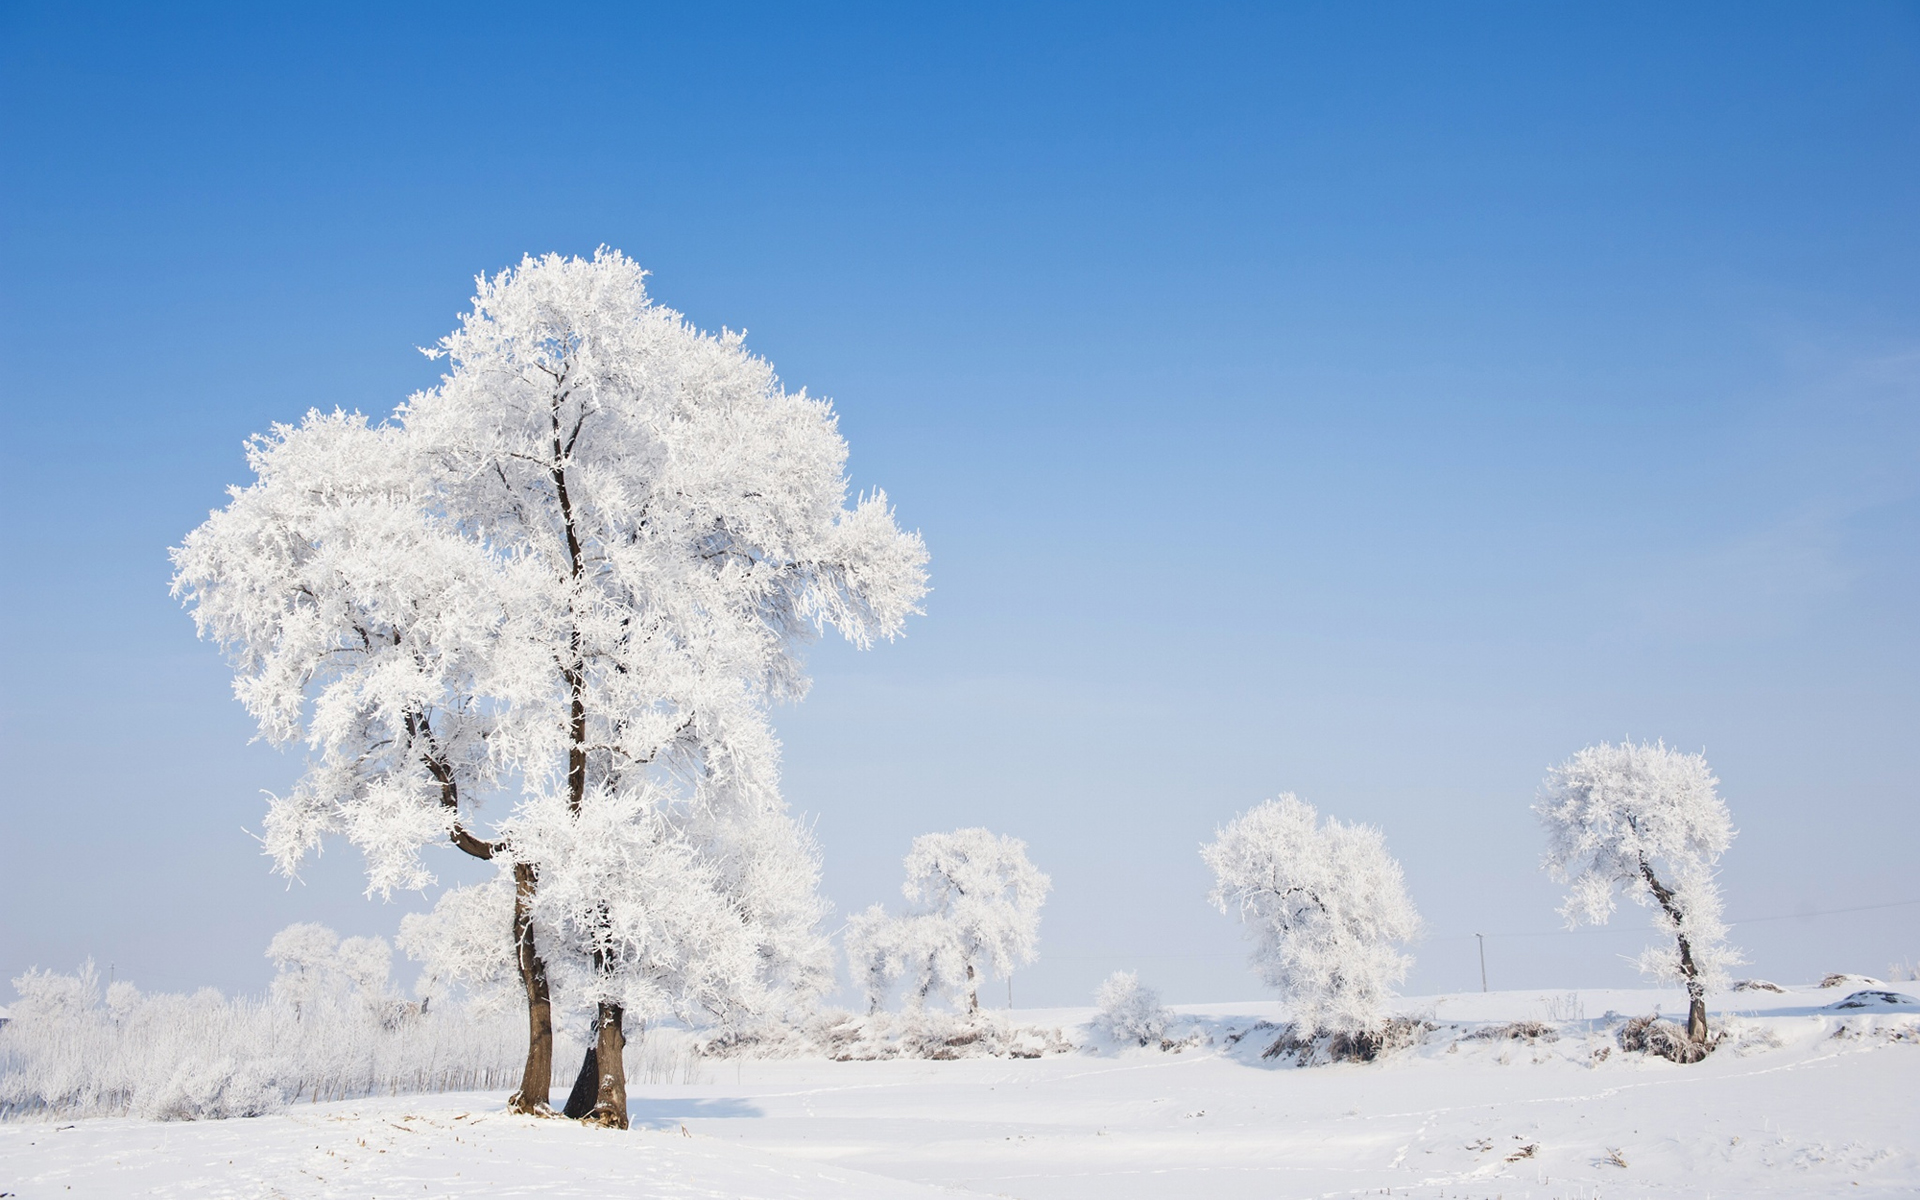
top-left (3, 3), bottom-right (1916, 1006)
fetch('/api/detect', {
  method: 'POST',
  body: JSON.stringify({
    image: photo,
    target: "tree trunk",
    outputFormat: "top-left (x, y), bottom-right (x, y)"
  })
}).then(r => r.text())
top-left (507, 862), bottom-right (555, 1114)
top-left (584, 1001), bottom-right (628, 1128)
top-left (1639, 859), bottom-right (1711, 1048)
top-left (562, 1037), bottom-right (599, 1119)
top-left (1686, 980), bottom-right (1709, 1044)
top-left (966, 962), bottom-right (978, 1014)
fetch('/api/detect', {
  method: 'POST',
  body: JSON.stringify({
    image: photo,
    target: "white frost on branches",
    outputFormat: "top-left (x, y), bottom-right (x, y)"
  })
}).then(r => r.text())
top-left (1535, 741), bottom-right (1742, 995)
top-left (1202, 795), bottom-right (1421, 1037)
top-left (396, 879), bottom-right (521, 1016)
top-left (847, 829), bottom-right (1051, 1013)
top-left (508, 787), bottom-right (767, 1031)
top-left (171, 410), bottom-right (524, 893)
top-left (266, 924), bottom-right (408, 1025)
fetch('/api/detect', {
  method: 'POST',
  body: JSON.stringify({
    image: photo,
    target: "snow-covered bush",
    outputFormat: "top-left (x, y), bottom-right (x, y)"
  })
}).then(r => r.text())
top-left (704, 1007), bottom-right (1074, 1062)
top-left (1202, 795), bottom-right (1421, 1042)
top-left (1093, 971), bottom-right (1171, 1047)
top-left (848, 829), bottom-right (1050, 1014)
top-left (1536, 741), bottom-right (1742, 1048)
top-left (1616, 1013), bottom-right (1711, 1064)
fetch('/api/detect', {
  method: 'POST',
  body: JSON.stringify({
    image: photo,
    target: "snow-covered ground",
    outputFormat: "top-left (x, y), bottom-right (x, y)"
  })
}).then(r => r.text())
top-left (4, 983), bottom-right (1916, 1199)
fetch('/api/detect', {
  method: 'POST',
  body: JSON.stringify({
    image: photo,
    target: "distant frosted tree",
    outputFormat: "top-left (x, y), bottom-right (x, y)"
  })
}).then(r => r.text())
top-left (175, 250), bottom-right (928, 1126)
top-left (849, 829), bottom-right (1050, 1014)
top-left (1536, 741), bottom-right (1741, 1047)
top-left (843, 904), bottom-right (916, 1015)
top-left (1093, 971), bottom-right (1171, 1047)
top-left (397, 879), bottom-right (521, 1016)
top-left (266, 924), bottom-right (347, 1013)
top-left (266, 924), bottom-right (402, 1024)
top-left (1202, 795), bottom-right (1421, 1038)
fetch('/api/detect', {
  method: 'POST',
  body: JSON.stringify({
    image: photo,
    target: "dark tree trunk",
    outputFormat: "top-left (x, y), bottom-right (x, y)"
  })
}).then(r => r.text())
top-left (966, 962), bottom-right (978, 1014)
top-left (562, 1038), bottom-right (599, 1119)
top-left (584, 1001), bottom-right (628, 1128)
top-left (507, 862), bottom-right (555, 1113)
top-left (409, 706), bottom-right (560, 1110)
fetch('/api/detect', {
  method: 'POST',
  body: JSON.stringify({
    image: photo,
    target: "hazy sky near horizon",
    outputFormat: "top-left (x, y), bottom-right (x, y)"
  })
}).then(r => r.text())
top-left (3, 3), bottom-right (1917, 1008)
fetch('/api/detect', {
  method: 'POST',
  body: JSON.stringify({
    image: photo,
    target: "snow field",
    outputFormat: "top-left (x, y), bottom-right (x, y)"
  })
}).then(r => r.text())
top-left (4, 984), bottom-right (1916, 1199)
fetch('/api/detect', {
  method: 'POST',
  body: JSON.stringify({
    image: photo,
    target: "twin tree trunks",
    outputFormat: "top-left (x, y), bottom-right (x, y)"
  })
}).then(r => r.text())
top-left (496, 402), bottom-right (633, 1127)
top-left (177, 255), bottom-right (929, 1137)
top-left (423, 378), bottom-right (639, 1129)
top-left (469, 830), bottom-right (629, 1125)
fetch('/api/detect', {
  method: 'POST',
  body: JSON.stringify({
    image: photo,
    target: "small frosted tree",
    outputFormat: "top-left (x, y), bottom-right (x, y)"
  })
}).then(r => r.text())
top-left (848, 829), bottom-right (1050, 1014)
top-left (1536, 740), bottom-right (1741, 1048)
top-left (1093, 971), bottom-right (1171, 1047)
top-left (1202, 795), bottom-right (1420, 1040)
top-left (843, 905), bottom-right (918, 1015)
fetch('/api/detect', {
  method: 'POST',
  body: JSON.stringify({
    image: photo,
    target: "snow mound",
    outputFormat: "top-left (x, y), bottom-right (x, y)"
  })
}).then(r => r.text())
top-left (1820, 973), bottom-right (1883, 988)
top-left (1826, 990), bottom-right (1920, 1011)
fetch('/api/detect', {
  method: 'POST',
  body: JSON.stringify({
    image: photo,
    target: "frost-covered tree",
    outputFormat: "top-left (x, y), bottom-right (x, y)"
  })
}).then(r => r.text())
top-left (397, 879), bottom-right (521, 1016)
top-left (1202, 795), bottom-right (1421, 1039)
top-left (848, 829), bottom-right (1050, 1013)
top-left (265, 924), bottom-right (345, 1008)
top-left (266, 924), bottom-right (407, 1026)
top-left (174, 250), bottom-right (928, 1126)
top-left (1536, 741), bottom-right (1741, 1047)
top-left (843, 905), bottom-right (916, 1015)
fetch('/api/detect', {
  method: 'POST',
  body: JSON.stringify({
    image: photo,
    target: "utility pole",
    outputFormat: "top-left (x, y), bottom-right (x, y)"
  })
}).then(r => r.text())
top-left (1476, 934), bottom-right (1488, 993)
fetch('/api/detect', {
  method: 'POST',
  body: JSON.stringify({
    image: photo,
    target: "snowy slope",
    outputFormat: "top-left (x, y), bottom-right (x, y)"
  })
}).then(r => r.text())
top-left (4, 984), bottom-right (1916, 1199)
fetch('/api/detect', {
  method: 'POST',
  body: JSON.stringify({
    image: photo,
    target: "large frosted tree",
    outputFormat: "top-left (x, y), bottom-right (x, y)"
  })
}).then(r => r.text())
top-left (174, 250), bottom-right (929, 1125)
top-left (1202, 795), bottom-right (1420, 1041)
top-left (1536, 740), bottom-right (1740, 1048)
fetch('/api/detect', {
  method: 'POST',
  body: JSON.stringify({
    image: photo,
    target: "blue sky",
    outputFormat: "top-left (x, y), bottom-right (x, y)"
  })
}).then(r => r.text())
top-left (3, 3), bottom-right (1917, 1005)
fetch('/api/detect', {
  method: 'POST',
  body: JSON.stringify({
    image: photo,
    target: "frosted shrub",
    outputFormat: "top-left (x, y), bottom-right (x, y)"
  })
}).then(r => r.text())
top-left (1616, 1014), bottom-right (1710, 1064)
top-left (0, 965), bottom-right (529, 1121)
top-left (1093, 971), bottom-right (1170, 1047)
top-left (707, 1008), bottom-right (1074, 1062)
top-left (0, 931), bottom-right (537, 1122)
